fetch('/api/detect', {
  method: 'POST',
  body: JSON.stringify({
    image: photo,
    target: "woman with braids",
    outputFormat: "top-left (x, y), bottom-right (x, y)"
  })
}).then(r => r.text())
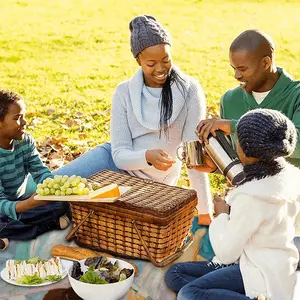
top-left (54, 15), bottom-right (212, 225)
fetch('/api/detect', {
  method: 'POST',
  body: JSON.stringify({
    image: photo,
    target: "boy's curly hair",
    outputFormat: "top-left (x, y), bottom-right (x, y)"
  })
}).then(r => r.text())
top-left (0, 90), bottom-right (22, 121)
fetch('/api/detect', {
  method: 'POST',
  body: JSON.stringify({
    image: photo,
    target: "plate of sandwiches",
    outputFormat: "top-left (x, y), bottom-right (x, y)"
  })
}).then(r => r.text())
top-left (1, 256), bottom-right (72, 287)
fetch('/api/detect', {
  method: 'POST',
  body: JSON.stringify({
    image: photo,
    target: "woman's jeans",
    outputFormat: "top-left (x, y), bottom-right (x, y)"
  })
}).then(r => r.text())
top-left (53, 142), bottom-right (124, 177)
top-left (165, 261), bottom-right (253, 300)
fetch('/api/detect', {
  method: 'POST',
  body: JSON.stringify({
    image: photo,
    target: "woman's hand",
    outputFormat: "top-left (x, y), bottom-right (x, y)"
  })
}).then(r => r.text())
top-left (213, 194), bottom-right (230, 217)
top-left (146, 149), bottom-right (176, 171)
top-left (196, 118), bottom-right (231, 145)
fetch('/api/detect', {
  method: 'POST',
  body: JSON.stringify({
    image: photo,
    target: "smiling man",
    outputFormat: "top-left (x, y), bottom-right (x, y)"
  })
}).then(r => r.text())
top-left (196, 29), bottom-right (300, 168)
top-left (195, 30), bottom-right (300, 268)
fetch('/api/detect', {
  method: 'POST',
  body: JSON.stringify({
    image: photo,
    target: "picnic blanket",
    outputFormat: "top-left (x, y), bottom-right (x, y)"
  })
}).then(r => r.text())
top-left (0, 217), bottom-right (207, 300)
top-left (1, 218), bottom-right (299, 300)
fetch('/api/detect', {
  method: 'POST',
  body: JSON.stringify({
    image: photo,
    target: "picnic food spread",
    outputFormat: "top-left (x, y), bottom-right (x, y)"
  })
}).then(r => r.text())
top-left (6, 256), bottom-right (63, 284)
top-left (70, 256), bottom-right (134, 284)
top-left (36, 175), bottom-right (120, 199)
top-left (51, 245), bottom-right (139, 276)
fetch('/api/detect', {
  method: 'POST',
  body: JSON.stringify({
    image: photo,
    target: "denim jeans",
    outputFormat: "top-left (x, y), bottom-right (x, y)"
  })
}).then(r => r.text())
top-left (165, 261), bottom-right (253, 300)
top-left (0, 201), bottom-right (70, 240)
top-left (53, 142), bottom-right (125, 177)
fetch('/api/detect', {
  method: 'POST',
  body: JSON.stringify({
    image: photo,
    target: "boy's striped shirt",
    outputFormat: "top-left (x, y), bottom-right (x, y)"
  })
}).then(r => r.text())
top-left (0, 133), bottom-right (52, 220)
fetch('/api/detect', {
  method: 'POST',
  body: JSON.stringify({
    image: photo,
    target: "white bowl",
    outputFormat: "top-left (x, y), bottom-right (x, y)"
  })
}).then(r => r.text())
top-left (68, 257), bottom-right (135, 300)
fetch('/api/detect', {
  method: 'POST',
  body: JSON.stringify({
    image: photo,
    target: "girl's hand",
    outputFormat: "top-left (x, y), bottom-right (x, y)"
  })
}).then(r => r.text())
top-left (213, 194), bottom-right (230, 217)
top-left (146, 149), bottom-right (176, 171)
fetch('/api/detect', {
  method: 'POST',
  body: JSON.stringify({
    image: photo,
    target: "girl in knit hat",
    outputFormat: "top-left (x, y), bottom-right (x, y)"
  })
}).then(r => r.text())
top-left (166, 108), bottom-right (300, 300)
top-left (53, 15), bottom-right (213, 226)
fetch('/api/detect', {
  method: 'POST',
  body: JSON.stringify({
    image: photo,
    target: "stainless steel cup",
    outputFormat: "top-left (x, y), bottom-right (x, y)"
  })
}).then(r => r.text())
top-left (177, 140), bottom-right (204, 167)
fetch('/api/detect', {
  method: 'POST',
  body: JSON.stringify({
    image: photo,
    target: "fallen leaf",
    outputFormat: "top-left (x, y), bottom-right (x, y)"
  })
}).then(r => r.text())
top-left (51, 137), bottom-right (69, 144)
top-left (65, 120), bottom-right (76, 127)
top-left (47, 108), bottom-right (55, 115)
top-left (49, 158), bottom-right (65, 169)
top-left (80, 123), bottom-right (92, 131)
top-left (79, 133), bottom-right (88, 139)
top-left (74, 112), bottom-right (84, 118)
top-left (72, 140), bottom-right (88, 146)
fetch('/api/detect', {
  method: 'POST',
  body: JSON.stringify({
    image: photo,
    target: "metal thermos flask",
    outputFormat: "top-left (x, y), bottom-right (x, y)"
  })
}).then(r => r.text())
top-left (203, 131), bottom-right (245, 185)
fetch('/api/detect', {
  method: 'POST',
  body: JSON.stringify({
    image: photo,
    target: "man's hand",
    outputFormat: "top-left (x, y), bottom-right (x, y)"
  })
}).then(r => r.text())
top-left (196, 118), bottom-right (232, 145)
top-left (146, 149), bottom-right (176, 171)
top-left (213, 194), bottom-right (230, 217)
top-left (16, 194), bottom-right (51, 213)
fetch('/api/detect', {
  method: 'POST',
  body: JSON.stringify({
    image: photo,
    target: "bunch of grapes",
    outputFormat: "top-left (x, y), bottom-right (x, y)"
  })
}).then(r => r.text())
top-left (36, 175), bottom-right (91, 196)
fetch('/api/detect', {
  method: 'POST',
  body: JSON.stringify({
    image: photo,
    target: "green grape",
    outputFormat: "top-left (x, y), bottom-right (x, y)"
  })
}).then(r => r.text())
top-left (66, 188), bottom-right (73, 195)
top-left (37, 183), bottom-right (43, 189)
top-left (47, 182), bottom-right (54, 188)
top-left (81, 178), bottom-right (88, 185)
top-left (61, 185), bottom-right (66, 192)
top-left (83, 187), bottom-right (90, 195)
top-left (61, 175), bottom-right (68, 183)
top-left (71, 181), bottom-right (78, 187)
top-left (69, 175), bottom-right (76, 181)
top-left (44, 188), bottom-right (50, 195)
top-left (92, 183), bottom-right (101, 190)
top-left (36, 188), bottom-right (43, 195)
top-left (63, 182), bottom-right (70, 188)
top-left (43, 178), bottom-right (52, 185)
top-left (53, 183), bottom-right (60, 189)
top-left (50, 188), bottom-right (55, 194)
top-left (55, 190), bottom-right (61, 196)
top-left (60, 191), bottom-right (66, 196)
top-left (54, 175), bottom-right (62, 183)
top-left (77, 189), bottom-right (84, 195)
top-left (72, 187), bottom-right (78, 194)
top-left (78, 182), bottom-right (85, 190)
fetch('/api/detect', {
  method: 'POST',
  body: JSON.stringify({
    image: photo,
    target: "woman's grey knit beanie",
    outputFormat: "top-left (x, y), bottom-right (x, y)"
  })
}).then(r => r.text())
top-left (129, 15), bottom-right (171, 58)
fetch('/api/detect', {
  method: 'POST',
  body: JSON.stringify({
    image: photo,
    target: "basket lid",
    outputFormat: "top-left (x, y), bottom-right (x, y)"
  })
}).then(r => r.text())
top-left (88, 170), bottom-right (197, 218)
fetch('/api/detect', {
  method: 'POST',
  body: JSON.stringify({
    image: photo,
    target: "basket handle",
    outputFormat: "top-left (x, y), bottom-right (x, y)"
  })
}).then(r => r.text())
top-left (132, 220), bottom-right (194, 267)
top-left (65, 210), bottom-right (95, 241)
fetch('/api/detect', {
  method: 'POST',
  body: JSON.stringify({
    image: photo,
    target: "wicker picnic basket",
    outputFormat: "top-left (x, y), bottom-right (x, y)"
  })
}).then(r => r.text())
top-left (66, 170), bottom-right (197, 267)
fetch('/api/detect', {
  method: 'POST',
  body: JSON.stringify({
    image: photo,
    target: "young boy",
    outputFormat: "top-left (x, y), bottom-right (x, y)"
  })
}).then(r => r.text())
top-left (0, 90), bottom-right (70, 245)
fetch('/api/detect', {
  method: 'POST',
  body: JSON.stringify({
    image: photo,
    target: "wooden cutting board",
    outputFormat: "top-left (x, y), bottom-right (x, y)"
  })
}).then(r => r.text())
top-left (34, 186), bottom-right (131, 203)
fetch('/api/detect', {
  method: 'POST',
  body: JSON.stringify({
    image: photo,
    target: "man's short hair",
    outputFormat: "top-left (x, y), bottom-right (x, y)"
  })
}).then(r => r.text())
top-left (230, 29), bottom-right (275, 59)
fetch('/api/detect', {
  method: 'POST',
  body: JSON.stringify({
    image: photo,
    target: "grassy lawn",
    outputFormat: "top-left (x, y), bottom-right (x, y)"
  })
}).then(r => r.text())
top-left (1, 0), bottom-right (300, 191)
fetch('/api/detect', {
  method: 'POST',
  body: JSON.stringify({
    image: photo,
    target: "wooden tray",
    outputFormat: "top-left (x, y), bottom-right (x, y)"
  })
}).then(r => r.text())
top-left (34, 186), bottom-right (131, 203)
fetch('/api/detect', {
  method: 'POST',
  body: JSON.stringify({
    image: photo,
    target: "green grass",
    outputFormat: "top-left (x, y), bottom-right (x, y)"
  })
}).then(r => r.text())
top-left (1, 0), bottom-right (300, 192)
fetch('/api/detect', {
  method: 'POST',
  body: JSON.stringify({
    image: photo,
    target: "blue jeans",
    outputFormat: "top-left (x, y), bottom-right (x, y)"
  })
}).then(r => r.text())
top-left (0, 171), bottom-right (70, 240)
top-left (53, 142), bottom-right (124, 177)
top-left (165, 261), bottom-right (253, 300)
top-left (0, 201), bottom-right (70, 240)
